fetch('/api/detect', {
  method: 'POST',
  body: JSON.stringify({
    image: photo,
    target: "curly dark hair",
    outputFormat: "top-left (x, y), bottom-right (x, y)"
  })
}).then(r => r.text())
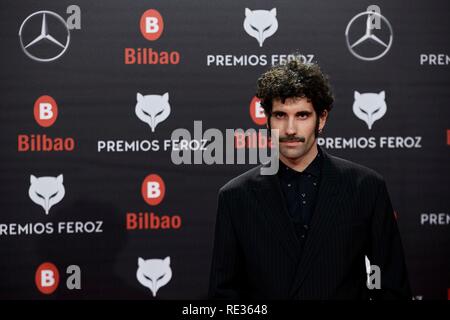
top-left (256, 58), bottom-right (334, 117)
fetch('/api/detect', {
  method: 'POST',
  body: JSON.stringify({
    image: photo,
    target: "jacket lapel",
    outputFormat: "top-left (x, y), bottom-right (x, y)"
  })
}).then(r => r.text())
top-left (289, 149), bottom-right (344, 297)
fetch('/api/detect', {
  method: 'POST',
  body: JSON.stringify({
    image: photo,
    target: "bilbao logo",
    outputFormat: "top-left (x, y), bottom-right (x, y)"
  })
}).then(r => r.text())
top-left (140, 9), bottom-right (164, 41)
top-left (18, 95), bottom-right (76, 152)
top-left (141, 174), bottom-right (165, 206)
top-left (136, 256), bottom-right (172, 297)
top-left (34, 95), bottom-right (58, 127)
top-left (125, 9), bottom-right (180, 65)
top-left (18, 5), bottom-right (81, 62)
top-left (236, 96), bottom-right (271, 150)
top-left (35, 262), bottom-right (81, 294)
top-left (126, 174), bottom-right (182, 231)
top-left (249, 96), bottom-right (266, 126)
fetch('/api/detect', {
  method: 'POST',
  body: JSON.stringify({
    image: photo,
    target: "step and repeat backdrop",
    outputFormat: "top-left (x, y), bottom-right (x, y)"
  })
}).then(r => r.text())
top-left (0, 0), bottom-right (449, 299)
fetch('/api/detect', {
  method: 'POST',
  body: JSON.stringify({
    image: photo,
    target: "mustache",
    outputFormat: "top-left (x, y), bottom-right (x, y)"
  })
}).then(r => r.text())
top-left (279, 136), bottom-right (306, 143)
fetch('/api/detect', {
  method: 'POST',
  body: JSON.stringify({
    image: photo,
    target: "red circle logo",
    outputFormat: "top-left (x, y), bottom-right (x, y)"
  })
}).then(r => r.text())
top-left (34, 95), bottom-right (58, 127)
top-left (140, 9), bottom-right (164, 41)
top-left (35, 262), bottom-right (59, 294)
top-left (141, 174), bottom-right (165, 206)
top-left (249, 96), bottom-right (266, 125)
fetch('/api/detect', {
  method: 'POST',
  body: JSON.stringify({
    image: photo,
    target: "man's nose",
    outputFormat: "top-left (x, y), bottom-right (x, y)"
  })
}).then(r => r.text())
top-left (285, 117), bottom-right (296, 135)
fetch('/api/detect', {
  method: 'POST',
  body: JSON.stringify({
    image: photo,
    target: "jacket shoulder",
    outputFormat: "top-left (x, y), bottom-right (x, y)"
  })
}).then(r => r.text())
top-left (219, 165), bottom-right (263, 195)
top-left (329, 153), bottom-right (386, 186)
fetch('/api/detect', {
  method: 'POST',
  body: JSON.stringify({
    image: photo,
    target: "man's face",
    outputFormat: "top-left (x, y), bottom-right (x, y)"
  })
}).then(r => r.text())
top-left (268, 97), bottom-right (327, 161)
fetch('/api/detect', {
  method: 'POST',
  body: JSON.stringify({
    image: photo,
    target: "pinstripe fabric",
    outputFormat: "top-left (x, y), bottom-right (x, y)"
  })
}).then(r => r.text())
top-left (208, 148), bottom-right (411, 300)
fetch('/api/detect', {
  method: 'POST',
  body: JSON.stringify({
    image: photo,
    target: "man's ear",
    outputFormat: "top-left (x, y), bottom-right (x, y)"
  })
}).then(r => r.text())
top-left (319, 110), bottom-right (328, 130)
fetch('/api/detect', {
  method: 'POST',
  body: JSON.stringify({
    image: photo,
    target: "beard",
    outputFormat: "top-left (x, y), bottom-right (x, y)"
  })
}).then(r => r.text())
top-left (279, 134), bottom-right (315, 160)
top-left (269, 115), bottom-right (321, 161)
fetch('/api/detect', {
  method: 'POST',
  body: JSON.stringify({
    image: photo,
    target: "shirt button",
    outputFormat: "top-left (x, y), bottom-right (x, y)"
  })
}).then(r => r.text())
top-left (287, 183), bottom-right (291, 187)
top-left (302, 200), bottom-right (306, 204)
top-left (313, 182), bottom-right (317, 186)
top-left (303, 225), bottom-right (309, 230)
top-left (300, 234), bottom-right (305, 239)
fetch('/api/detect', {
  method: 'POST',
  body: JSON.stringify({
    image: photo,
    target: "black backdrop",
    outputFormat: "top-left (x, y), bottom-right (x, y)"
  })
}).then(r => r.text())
top-left (0, 0), bottom-right (449, 299)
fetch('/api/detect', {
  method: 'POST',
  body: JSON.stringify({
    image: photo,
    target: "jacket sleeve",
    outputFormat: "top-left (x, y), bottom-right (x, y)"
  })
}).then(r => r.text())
top-left (208, 190), bottom-right (244, 299)
top-left (367, 179), bottom-right (412, 300)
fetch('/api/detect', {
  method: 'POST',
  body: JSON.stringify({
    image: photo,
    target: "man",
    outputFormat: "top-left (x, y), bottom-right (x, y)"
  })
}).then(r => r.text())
top-left (208, 59), bottom-right (411, 300)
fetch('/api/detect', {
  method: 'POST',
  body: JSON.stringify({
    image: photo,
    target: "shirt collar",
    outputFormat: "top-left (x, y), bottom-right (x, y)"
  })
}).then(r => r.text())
top-left (278, 147), bottom-right (323, 179)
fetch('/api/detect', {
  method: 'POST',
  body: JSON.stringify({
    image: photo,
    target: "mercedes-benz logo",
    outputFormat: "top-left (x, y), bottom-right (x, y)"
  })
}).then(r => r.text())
top-left (345, 11), bottom-right (393, 61)
top-left (18, 11), bottom-right (70, 62)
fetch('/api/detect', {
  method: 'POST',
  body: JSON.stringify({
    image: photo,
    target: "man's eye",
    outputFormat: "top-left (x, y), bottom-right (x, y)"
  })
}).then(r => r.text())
top-left (297, 112), bottom-right (309, 119)
top-left (273, 112), bottom-right (285, 119)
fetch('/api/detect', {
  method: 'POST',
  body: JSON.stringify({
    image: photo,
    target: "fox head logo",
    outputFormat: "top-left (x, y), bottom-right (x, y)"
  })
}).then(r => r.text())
top-left (28, 174), bottom-right (65, 215)
top-left (136, 256), bottom-right (172, 297)
top-left (353, 91), bottom-right (387, 130)
top-left (243, 8), bottom-right (278, 47)
top-left (135, 92), bottom-right (171, 132)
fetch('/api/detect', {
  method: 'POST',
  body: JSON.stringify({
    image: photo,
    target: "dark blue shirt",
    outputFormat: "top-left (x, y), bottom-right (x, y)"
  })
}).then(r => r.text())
top-left (277, 148), bottom-right (323, 241)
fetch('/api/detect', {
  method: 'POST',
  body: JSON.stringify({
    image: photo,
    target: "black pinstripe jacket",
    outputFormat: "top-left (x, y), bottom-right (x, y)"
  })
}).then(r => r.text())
top-left (208, 148), bottom-right (411, 300)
